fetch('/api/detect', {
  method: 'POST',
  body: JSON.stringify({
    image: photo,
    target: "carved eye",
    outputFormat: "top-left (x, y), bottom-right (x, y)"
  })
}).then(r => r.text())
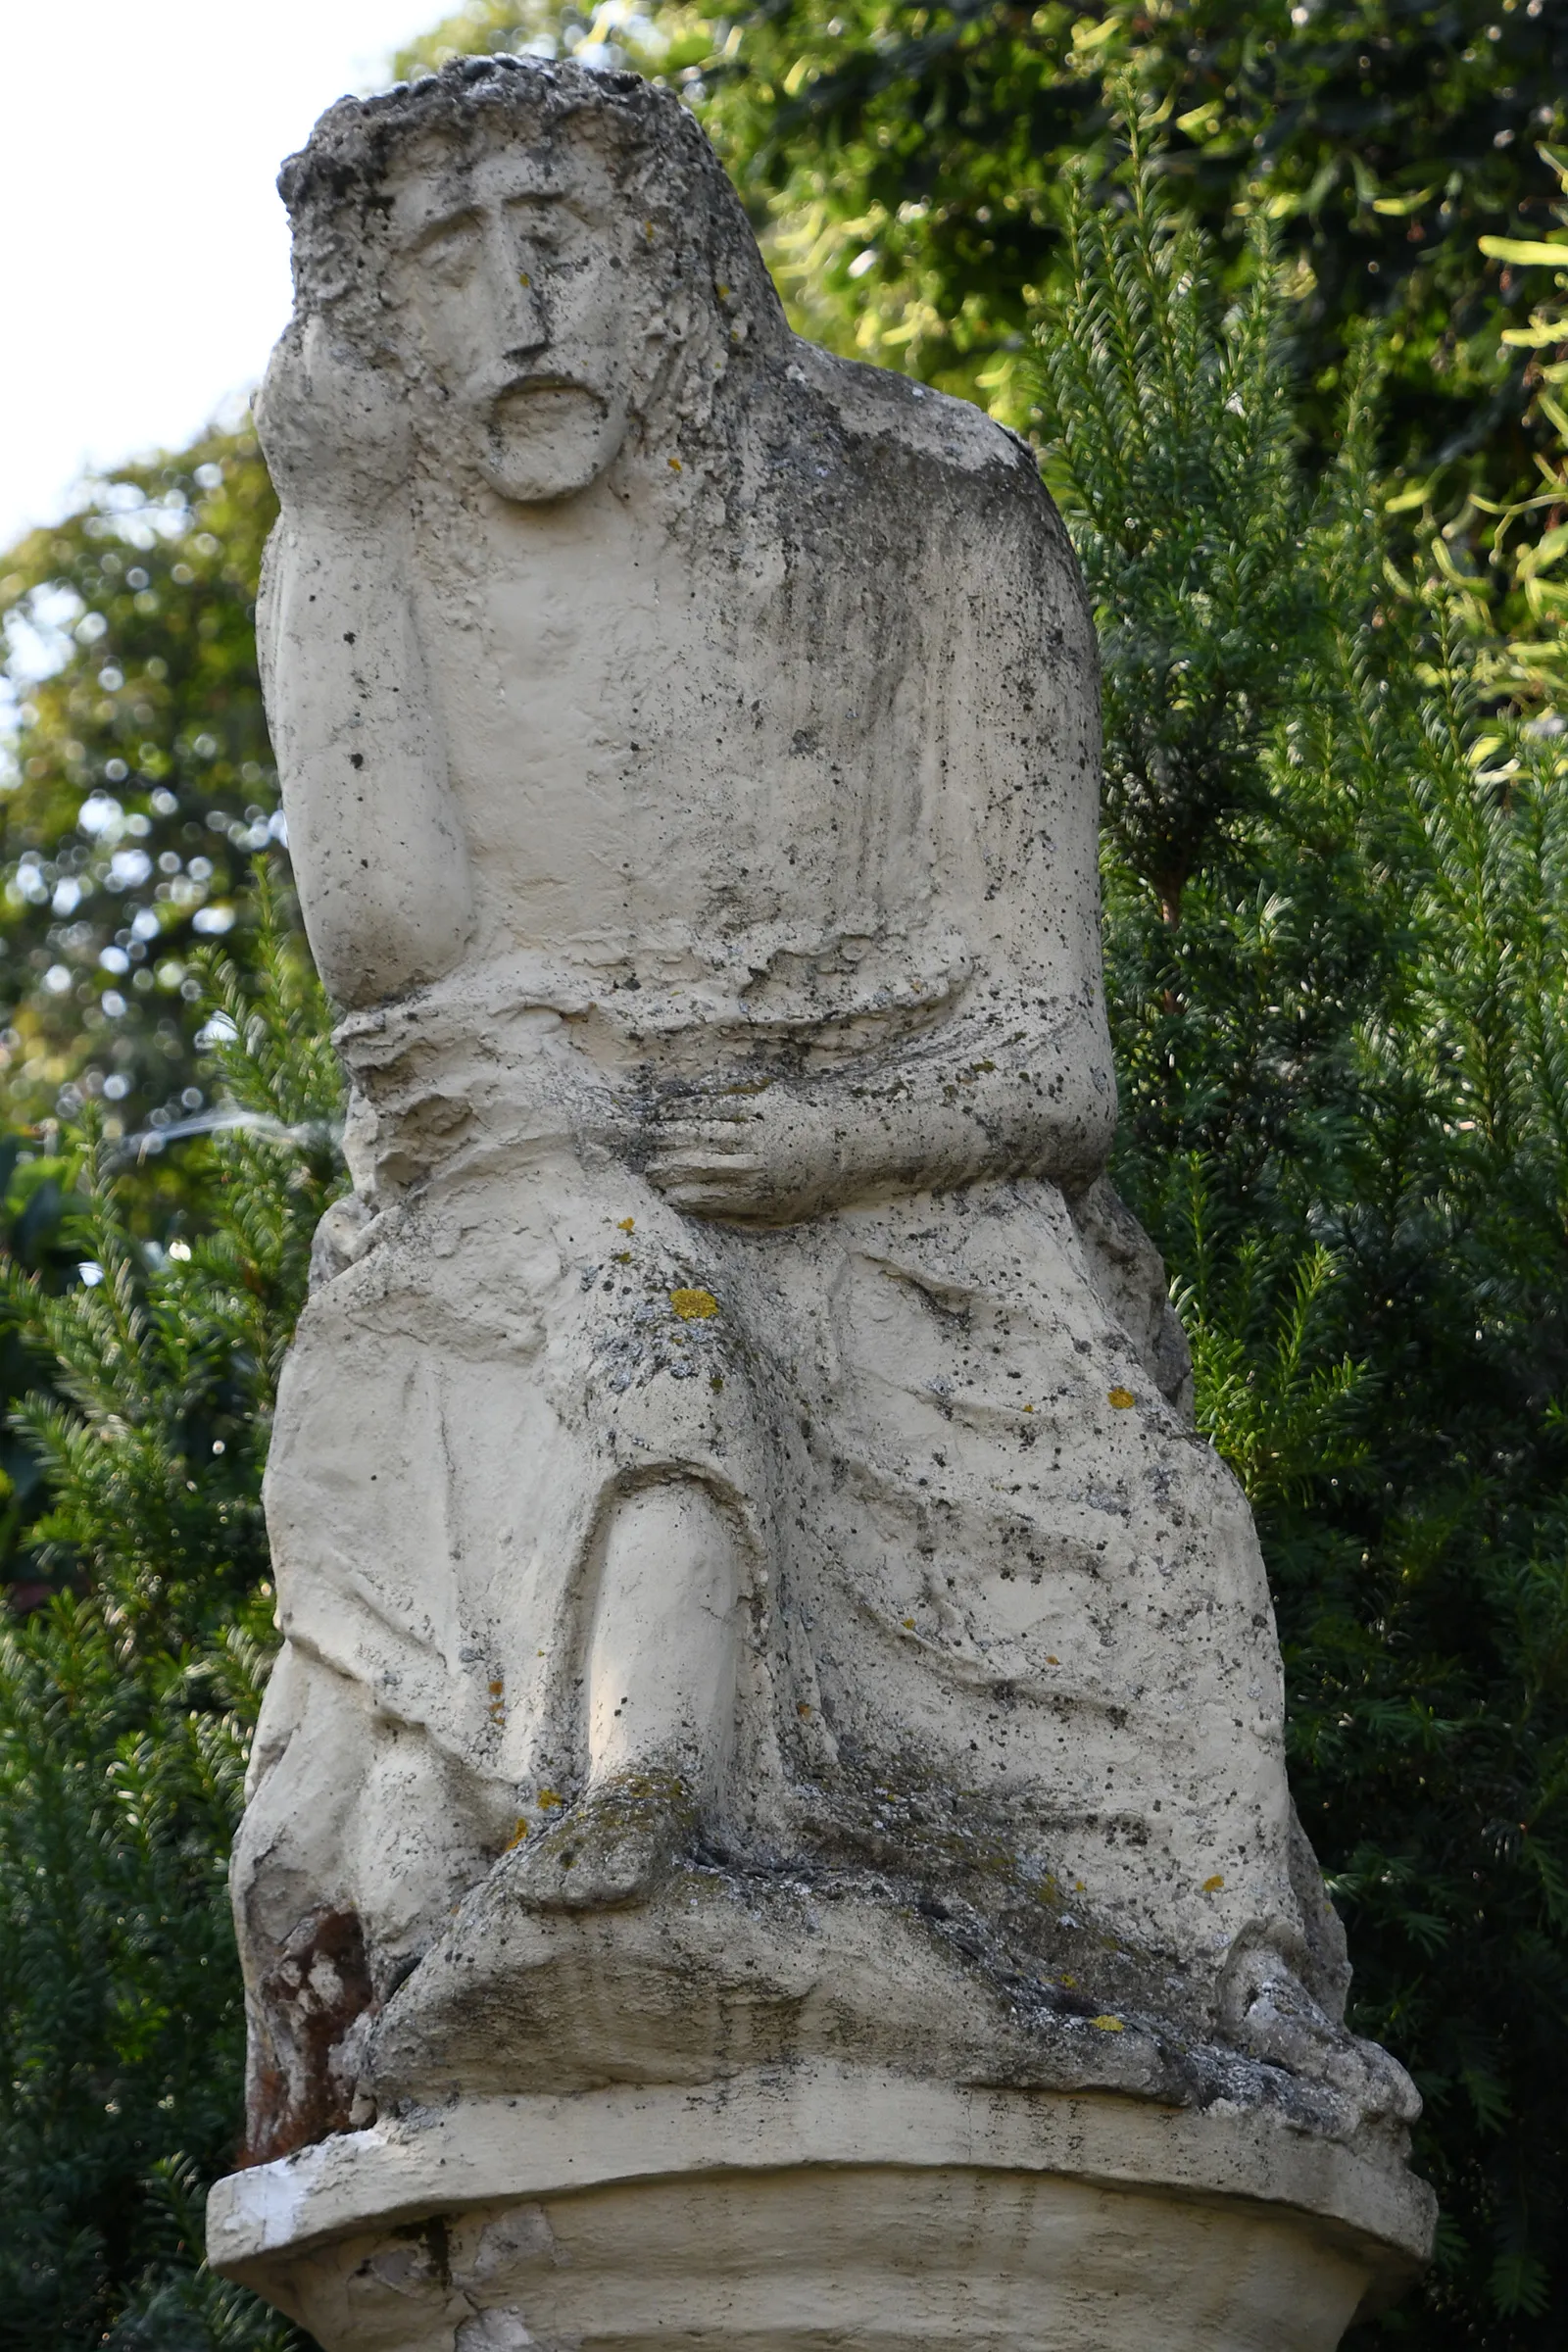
top-left (418, 218), bottom-right (481, 284)
top-left (507, 199), bottom-right (566, 266)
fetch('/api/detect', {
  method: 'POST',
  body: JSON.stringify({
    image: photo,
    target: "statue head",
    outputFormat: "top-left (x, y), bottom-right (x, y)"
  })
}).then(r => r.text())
top-left (276, 57), bottom-right (784, 505)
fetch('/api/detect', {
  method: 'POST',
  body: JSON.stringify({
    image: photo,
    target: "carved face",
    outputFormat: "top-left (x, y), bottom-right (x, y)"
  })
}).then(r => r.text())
top-left (390, 139), bottom-right (634, 504)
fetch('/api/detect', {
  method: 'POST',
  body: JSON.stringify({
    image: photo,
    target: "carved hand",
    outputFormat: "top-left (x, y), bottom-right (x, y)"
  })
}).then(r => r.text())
top-left (254, 318), bottom-right (413, 522)
top-left (644, 1083), bottom-right (848, 1225)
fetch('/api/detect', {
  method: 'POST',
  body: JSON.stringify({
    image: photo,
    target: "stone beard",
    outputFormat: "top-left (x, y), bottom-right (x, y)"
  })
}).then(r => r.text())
top-left (220, 58), bottom-right (1428, 2341)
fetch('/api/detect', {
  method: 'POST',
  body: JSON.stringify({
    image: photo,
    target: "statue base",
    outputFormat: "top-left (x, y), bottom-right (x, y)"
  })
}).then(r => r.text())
top-left (209, 2065), bottom-right (1433, 2351)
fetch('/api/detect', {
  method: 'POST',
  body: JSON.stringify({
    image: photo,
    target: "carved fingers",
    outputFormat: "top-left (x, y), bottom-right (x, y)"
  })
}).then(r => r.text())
top-left (643, 1087), bottom-right (850, 1225)
top-left (646, 1113), bottom-right (773, 1219)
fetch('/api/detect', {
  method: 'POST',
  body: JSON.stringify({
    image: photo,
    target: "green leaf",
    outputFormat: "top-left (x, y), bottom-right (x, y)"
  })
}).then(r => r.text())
top-left (1478, 234), bottom-right (1568, 267)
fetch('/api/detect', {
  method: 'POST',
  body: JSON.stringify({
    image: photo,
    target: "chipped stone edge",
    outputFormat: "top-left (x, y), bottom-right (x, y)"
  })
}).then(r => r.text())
top-left (207, 2061), bottom-right (1437, 2287)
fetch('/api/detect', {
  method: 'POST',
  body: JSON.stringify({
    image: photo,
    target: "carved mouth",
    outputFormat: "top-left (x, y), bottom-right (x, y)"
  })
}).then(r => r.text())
top-left (477, 377), bottom-right (621, 501)
top-left (487, 379), bottom-right (608, 438)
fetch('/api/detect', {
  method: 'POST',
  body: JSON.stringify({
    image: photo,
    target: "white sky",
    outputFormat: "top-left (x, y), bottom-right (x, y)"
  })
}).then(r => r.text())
top-left (0, 0), bottom-right (453, 555)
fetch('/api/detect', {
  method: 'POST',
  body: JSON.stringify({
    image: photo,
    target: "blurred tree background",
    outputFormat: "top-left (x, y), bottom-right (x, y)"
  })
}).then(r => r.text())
top-left (2, 4), bottom-right (1568, 2346)
top-left (0, 907), bottom-right (340, 2350)
top-left (0, 427), bottom-right (280, 1142)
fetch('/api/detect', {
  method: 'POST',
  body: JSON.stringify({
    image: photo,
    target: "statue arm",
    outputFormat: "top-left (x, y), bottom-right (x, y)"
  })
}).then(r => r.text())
top-left (650, 471), bottom-right (1116, 1223)
top-left (645, 990), bottom-right (1116, 1224)
top-left (255, 325), bottom-right (472, 1011)
top-left (847, 992), bottom-right (1116, 1189)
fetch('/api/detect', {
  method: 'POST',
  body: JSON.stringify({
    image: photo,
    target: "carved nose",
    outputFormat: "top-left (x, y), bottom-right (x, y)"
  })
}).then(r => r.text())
top-left (488, 229), bottom-right (549, 358)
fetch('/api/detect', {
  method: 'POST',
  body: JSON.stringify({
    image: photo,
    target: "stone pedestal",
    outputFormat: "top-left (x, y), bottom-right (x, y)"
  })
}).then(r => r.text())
top-left (212, 2070), bottom-right (1429, 2351)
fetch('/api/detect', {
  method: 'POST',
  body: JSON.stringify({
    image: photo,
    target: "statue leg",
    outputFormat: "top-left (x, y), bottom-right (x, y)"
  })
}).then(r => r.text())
top-left (585, 1478), bottom-right (742, 1811)
top-left (506, 1478), bottom-right (745, 1909)
top-left (230, 1644), bottom-right (380, 2162)
top-left (233, 1640), bottom-right (521, 2158)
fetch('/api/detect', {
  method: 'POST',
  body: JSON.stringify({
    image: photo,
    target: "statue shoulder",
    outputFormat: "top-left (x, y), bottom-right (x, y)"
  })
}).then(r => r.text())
top-left (777, 339), bottom-right (1085, 616)
top-left (783, 339), bottom-right (1039, 493)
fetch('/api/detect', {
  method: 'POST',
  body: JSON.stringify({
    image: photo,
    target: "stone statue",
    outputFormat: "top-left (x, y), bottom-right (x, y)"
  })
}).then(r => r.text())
top-left (210, 57), bottom-right (1433, 2351)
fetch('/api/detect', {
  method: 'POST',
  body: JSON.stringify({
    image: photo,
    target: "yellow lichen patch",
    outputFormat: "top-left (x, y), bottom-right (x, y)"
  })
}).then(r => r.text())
top-left (1091, 2014), bottom-right (1125, 2032)
top-left (488, 1679), bottom-right (504, 1696)
top-left (796, 1701), bottom-right (811, 1718)
top-left (1022, 1401), bottom-right (1034, 1413)
top-left (1107, 1387), bottom-right (1136, 1409)
top-left (1202, 1873), bottom-right (1226, 1893)
top-left (617, 1217), bottom-right (635, 1232)
top-left (902, 1617), bottom-right (916, 1630)
top-left (670, 1286), bottom-right (719, 1320)
top-left (668, 456), bottom-right (683, 472)
top-left (612, 1250), bottom-right (631, 1264)
top-left (537, 1788), bottom-right (564, 1810)
top-left (1046, 1654), bottom-right (1059, 1666)
top-left (505, 1818), bottom-right (529, 1849)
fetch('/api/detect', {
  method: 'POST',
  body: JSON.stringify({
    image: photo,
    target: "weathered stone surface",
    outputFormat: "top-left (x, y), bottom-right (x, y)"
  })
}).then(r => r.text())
top-left (212, 52), bottom-right (1432, 2346)
top-left (210, 2070), bottom-right (1433, 2352)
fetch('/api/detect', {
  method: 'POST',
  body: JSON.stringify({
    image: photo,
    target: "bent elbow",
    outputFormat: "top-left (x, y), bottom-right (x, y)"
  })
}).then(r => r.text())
top-left (1027, 1019), bottom-right (1117, 1185)
top-left (298, 855), bottom-right (471, 1011)
top-left (284, 755), bottom-right (473, 1009)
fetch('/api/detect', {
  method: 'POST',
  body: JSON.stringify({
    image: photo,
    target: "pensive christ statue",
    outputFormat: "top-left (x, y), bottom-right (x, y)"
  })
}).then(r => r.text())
top-left (232, 54), bottom-right (1413, 2176)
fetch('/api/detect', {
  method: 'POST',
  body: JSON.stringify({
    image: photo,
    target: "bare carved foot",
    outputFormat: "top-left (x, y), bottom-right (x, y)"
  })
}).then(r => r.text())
top-left (497, 1770), bottom-right (699, 1912)
top-left (1219, 1932), bottom-right (1420, 2128)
